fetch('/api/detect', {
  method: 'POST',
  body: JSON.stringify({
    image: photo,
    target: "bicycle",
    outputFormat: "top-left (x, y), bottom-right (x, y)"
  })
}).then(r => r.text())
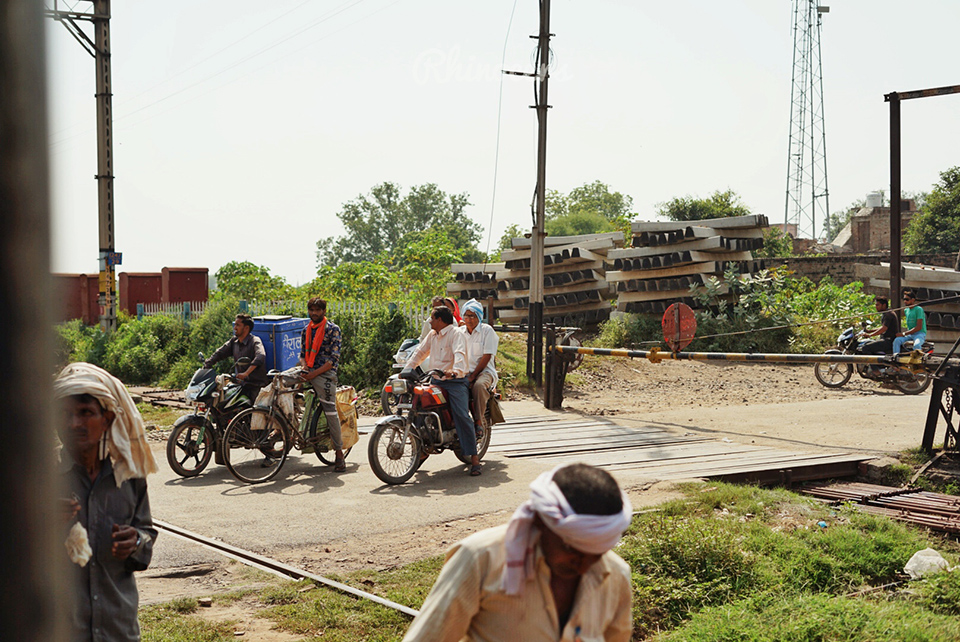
top-left (220, 368), bottom-right (354, 484)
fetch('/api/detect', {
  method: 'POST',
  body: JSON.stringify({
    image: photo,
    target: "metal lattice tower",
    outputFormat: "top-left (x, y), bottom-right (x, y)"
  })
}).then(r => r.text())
top-left (785, 1), bottom-right (830, 241)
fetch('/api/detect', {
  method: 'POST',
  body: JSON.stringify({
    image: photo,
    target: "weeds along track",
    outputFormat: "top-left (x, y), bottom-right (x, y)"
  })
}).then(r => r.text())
top-left (153, 520), bottom-right (419, 617)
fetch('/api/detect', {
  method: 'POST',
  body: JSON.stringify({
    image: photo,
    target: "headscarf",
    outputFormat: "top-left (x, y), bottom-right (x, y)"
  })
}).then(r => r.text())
top-left (501, 466), bottom-right (632, 595)
top-left (444, 298), bottom-right (463, 324)
top-left (54, 362), bottom-right (158, 486)
top-left (461, 298), bottom-right (484, 322)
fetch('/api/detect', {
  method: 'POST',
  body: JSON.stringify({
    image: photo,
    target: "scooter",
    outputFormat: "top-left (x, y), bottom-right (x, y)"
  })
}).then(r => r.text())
top-left (380, 338), bottom-right (430, 414)
top-left (166, 354), bottom-right (254, 477)
top-left (813, 326), bottom-right (934, 395)
top-left (368, 366), bottom-right (492, 485)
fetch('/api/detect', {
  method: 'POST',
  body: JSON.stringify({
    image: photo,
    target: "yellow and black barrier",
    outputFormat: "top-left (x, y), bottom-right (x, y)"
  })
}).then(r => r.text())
top-left (547, 344), bottom-right (930, 366)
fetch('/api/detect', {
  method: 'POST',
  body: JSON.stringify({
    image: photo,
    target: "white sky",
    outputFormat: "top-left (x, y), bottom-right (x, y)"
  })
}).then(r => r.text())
top-left (46, 0), bottom-right (960, 285)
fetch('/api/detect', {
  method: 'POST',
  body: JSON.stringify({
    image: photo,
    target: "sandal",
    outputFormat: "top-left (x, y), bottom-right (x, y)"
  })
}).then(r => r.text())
top-left (470, 464), bottom-right (482, 476)
top-left (334, 455), bottom-right (346, 473)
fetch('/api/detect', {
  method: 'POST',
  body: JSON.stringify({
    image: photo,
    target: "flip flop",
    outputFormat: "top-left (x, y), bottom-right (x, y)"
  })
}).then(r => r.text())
top-left (470, 464), bottom-right (482, 476)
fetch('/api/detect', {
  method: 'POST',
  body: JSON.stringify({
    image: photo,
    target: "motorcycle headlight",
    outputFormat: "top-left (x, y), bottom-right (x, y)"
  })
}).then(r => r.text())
top-left (184, 383), bottom-right (202, 402)
top-left (388, 378), bottom-right (408, 395)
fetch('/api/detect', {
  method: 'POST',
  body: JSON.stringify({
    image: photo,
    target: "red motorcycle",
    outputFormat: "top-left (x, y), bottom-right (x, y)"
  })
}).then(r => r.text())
top-left (367, 367), bottom-right (492, 485)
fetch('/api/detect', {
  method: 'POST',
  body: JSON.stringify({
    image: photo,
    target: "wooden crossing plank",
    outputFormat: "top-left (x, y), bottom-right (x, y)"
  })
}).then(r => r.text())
top-left (491, 412), bottom-right (870, 484)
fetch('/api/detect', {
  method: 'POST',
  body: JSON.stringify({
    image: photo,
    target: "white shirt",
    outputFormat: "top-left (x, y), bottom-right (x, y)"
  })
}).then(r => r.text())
top-left (461, 323), bottom-right (499, 388)
top-left (407, 323), bottom-right (468, 379)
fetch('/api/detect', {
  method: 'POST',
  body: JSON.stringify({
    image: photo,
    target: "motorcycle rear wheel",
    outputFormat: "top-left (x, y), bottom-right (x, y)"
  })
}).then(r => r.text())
top-left (814, 350), bottom-right (853, 388)
top-left (166, 418), bottom-right (214, 477)
top-left (221, 408), bottom-right (290, 484)
top-left (897, 370), bottom-right (932, 395)
top-left (368, 420), bottom-right (422, 485)
top-left (455, 408), bottom-right (492, 464)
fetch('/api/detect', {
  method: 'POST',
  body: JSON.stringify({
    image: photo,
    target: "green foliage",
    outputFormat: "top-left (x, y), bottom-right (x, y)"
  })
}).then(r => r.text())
top-left (317, 182), bottom-right (483, 267)
top-left (101, 314), bottom-right (189, 385)
top-left (919, 567), bottom-right (960, 615)
top-left (496, 223), bottom-right (526, 252)
top-left (54, 319), bottom-right (109, 369)
top-left (905, 166), bottom-right (960, 254)
top-left (657, 189), bottom-right (751, 222)
top-left (753, 226), bottom-right (793, 258)
top-left (336, 306), bottom-right (417, 392)
top-left (213, 261), bottom-right (293, 301)
top-left (546, 180), bottom-right (634, 238)
top-left (545, 210), bottom-right (617, 237)
top-left (593, 314), bottom-right (662, 349)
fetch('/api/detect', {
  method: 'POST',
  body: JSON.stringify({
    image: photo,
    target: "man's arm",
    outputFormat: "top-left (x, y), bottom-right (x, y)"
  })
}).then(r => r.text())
top-left (449, 331), bottom-right (468, 379)
top-left (238, 338), bottom-right (267, 381)
top-left (121, 479), bottom-right (156, 573)
top-left (406, 332), bottom-right (434, 370)
top-left (401, 544), bottom-right (482, 642)
top-left (470, 355), bottom-right (493, 383)
top-left (204, 339), bottom-right (232, 367)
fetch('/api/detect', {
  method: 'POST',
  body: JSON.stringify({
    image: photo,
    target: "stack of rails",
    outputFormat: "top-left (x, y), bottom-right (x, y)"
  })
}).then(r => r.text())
top-left (607, 214), bottom-right (769, 314)
top-left (856, 262), bottom-right (960, 355)
top-left (447, 232), bottom-right (624, 327)
top-left (447, 262), bottom-right (504, 303)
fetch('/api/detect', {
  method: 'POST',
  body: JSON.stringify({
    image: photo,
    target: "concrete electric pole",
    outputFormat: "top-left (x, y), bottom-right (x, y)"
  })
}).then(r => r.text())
top-left (46, 0), bottom-right (119, 332)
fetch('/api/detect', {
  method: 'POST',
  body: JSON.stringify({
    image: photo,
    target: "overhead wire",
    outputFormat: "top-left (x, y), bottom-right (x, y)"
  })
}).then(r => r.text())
top-left (483, 0), bottom-right (521, 259)
top-left (49, 0), bottom-right (384, 150)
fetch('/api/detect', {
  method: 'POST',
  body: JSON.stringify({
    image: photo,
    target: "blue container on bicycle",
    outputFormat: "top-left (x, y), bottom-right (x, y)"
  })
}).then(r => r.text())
top-left (252, 315), bottom-right (309, 372)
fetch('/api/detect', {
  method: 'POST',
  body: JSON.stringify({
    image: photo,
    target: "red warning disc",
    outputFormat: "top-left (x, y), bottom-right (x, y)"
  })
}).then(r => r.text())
top-left (662, 303), bottom-right (697, 352)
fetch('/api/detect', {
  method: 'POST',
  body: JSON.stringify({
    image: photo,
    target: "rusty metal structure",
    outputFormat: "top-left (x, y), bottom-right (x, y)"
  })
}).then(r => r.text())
top-left (803, 482), bottom-right (960, 535)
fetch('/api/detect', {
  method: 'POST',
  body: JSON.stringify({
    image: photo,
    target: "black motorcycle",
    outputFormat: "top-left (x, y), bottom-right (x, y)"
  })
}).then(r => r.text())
top-left (166, 354), bottom-right (254, 477)
top-left (813, 326), bottom-right (934, 395)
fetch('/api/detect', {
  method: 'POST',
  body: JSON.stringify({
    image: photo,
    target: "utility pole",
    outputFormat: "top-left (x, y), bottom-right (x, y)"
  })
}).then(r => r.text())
top-left (527, 0), bottom-right (551, 387)
top-left (46, 0), bottom-right (120, 332)
top-left (784, 1), bottom-right (830, 241)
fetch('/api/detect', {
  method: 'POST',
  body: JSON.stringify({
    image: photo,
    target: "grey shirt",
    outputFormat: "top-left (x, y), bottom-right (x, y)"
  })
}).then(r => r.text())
top-left (206, 333), bottom-right (268, 387)
top-left (61, 456), bottom-right (156, 642)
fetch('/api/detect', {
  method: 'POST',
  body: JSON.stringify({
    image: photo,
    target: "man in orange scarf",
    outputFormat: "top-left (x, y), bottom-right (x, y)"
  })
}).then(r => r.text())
top-left (297, 298), bottom-right (346, 472)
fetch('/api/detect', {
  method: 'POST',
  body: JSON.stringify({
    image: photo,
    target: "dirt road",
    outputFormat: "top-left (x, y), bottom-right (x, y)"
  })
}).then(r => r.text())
top-left (140, 359), bottom-right (936, 604)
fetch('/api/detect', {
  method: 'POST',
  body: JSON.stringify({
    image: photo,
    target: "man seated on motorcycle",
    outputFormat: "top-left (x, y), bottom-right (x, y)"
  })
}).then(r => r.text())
top-left (894, 289), bottom-right (927, 353)
top-left (460, 299), bottom-right (498, 442)
top-left (859, 295), bottom-right (898, 356)
top-left (405, 305), bottom-right (482, 476)
top-left (204, 314), bottom-right (268, 401)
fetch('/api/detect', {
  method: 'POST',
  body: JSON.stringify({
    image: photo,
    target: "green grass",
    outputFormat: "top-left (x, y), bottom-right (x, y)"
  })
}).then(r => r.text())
top-left (140, 483), bottom-right (960, 641)
top-left (136, 402), bottom-right (184, 430)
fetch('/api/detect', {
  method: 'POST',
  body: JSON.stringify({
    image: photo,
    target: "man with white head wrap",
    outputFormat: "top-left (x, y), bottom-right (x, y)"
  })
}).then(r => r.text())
top-left (459, 299), bottom-right (499, 441)
top-left (55, 362), bottom-right (158, 642)
top-left (402, 464), bottom-right (633, 642)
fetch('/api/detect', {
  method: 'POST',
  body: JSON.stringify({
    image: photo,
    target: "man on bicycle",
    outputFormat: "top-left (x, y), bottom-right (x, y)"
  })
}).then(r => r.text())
top-left (297, 298), bottom-right (347, 473)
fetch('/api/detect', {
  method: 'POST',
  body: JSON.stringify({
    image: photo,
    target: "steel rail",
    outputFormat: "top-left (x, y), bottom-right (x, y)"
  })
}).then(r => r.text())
top-left (153, 520), bottom-right (420, 618)
top-left (549, 344), bottom-right (941, 369)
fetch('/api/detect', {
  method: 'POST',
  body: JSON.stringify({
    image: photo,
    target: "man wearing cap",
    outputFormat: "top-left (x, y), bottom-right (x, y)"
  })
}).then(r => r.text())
top-left (55, 362), bottom-right (159, 642)
top-left (460, 298), bottom-right (499, 442)
top-left (402, 463), bottom-right (633, 641)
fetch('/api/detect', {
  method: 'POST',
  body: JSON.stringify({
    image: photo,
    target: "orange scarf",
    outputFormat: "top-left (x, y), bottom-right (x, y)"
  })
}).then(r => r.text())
top-left (304, 319), bottom-right (327, 368)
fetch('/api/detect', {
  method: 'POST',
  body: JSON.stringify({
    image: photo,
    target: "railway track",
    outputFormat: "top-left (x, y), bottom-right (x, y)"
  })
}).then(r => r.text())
top-left (153, 520), bottom-right (419, 618)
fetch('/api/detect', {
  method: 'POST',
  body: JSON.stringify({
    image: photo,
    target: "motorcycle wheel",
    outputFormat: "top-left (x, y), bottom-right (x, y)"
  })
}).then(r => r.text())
top-left (221, 408), bottom-right (290, 484)
top-left (166, 418), bottom-right (214, 477)
top-left (896, 370), bottom-right (932, 395)
top-left (368, 420), bottom-right (422, 485)
top-left (814, 350), bottom-right (853, 388)
top-left (455, 408), bottom-right (492, 464)
top-left (380, 387), bottom-right (409, 416)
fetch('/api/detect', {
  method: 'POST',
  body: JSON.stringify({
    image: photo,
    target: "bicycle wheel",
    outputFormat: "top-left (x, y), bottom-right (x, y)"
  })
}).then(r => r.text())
top-left (316, 446), bottom-right (352, 466)
top-left (367, 420), bottom-right (421, 485)
top-left (166, 417), bottom-right (213, 477)
top-left (221, 408), bottom-right (290, 484)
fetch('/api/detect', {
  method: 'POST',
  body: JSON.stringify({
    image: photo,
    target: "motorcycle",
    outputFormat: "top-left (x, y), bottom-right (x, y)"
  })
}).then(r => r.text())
top-left (380, 337), bottom-right (430, 414)
top-left (368, 367), bottom-right (492, 485)
top-left (813, 326), bottom-right (934, 395)
top-left (166, 354), bottom-right (254, 477)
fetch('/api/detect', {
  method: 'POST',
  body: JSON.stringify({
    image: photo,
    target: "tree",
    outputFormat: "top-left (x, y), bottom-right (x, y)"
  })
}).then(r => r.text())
top-left (754, 227), bottom-right (793, 258)
top-left (904, 167), bottom-right (960, 255)
top-left (317, 182), bottom-right (483, 267)
top-left (657, 189), bottom-right (751, 222)
top-left (214, 261), bottom-right (291, 301)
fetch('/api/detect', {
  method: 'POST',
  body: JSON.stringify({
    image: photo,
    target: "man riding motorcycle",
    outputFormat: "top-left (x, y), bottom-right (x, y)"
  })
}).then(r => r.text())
top-left (205, 314), bottom-right (268, 400)
top-left (405, 305), bottom-right (481, 476)
top-left (858, 295), bottom-right (898, 356)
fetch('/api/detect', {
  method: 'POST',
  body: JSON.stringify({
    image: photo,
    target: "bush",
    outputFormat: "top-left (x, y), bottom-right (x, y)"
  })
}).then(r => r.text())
top-left (593, 314), bottom-right (662, 349)
top-left (336, 306), bottom-right (417, 392)
top-left (102, 314), bottom-right (189, 385)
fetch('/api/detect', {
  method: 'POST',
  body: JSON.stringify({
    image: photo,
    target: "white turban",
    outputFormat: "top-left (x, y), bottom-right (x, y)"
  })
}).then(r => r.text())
top-left (501, 466), bottom-right (632, 595)
top-left (54, 362), bottom-right (158, 485)
top-left (462, 298), bottom-right (484, 321)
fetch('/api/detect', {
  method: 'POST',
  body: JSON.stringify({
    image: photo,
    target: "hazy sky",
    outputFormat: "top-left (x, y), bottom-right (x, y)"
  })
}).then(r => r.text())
top-left (46, 0), bottom-right (960, 285)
